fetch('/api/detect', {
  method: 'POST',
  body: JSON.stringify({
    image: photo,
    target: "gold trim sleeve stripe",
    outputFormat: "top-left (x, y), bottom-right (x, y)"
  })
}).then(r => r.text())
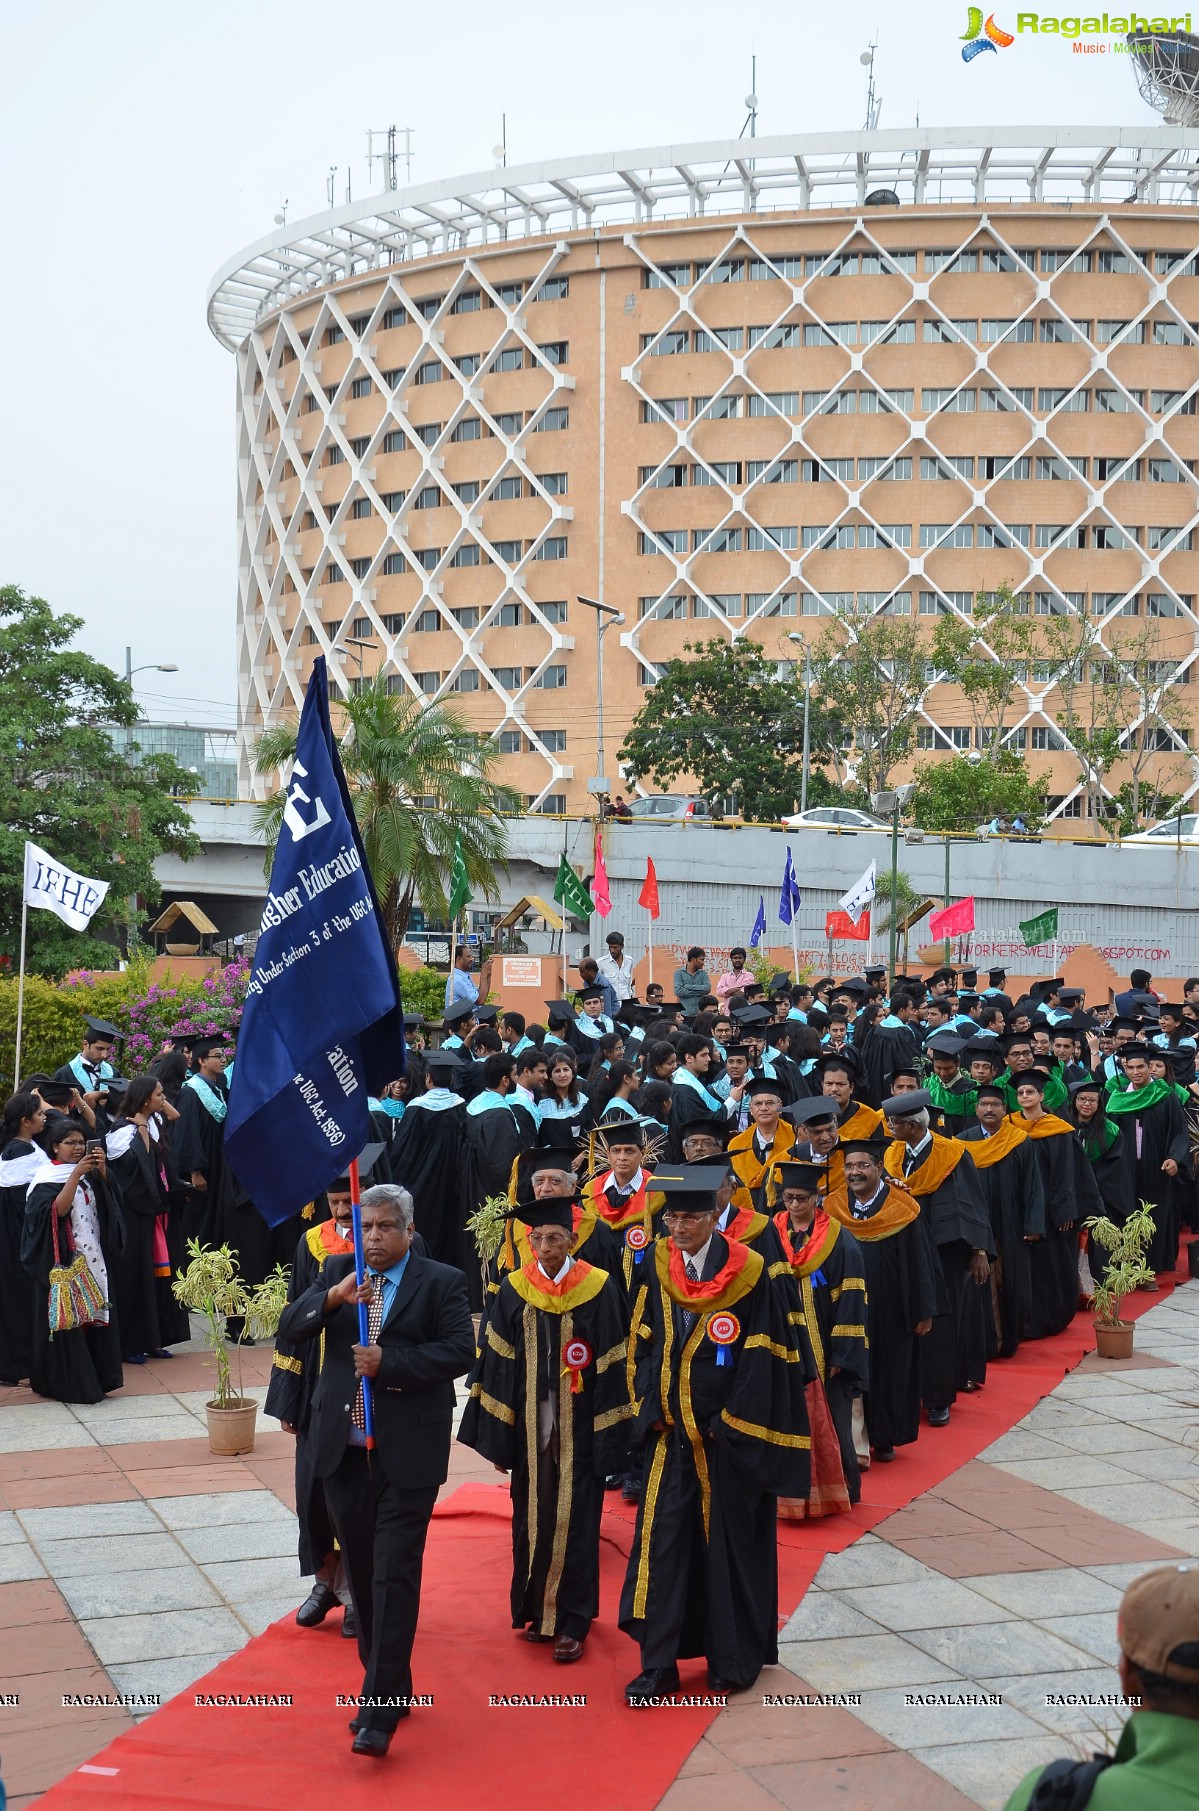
top-left (743, 1333), bottom-right (800, 1363)
top-left (719, 1410), bottom-right (811, 1450)
top-left (271, 1353), bottom-right (303, 1375)
top-left (830, 1323), bottom-right (868, 1341)
top-left (471, 1384), bottom-right (517, 1427)
top-left (595, 1339), bottom-right (629, 1374)
top-left (485, 1323), bottom-right (516, 1359)
top-left (593, 1401), bottom-right (635, 1431)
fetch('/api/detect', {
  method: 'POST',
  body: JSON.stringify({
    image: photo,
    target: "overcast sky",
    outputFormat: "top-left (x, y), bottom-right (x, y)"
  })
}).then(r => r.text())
top-left (0, 1), bottom-right (1162, 727)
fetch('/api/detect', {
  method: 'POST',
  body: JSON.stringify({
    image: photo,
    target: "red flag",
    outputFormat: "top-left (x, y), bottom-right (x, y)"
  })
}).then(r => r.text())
top-left (928, 896), bottom-right (976, 941)
top-left (825, 909), bottom-right (871, 942)
top-left (638, 856), bottom-right (660, 920)
top-left (592, 833), bottom-right (612, 918)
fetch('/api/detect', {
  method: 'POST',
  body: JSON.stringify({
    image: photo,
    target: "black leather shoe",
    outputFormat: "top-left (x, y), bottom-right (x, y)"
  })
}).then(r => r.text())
top-left (928, 1407), bottom-right (951, 1427)
top-left (341, 1606), bottom-right (357, 1639)
top-left (873, 1445), bottom-right (896, 1462)
top-left (625, 1665), bottom-right (680, 1705)
top-left (295, 1582), bottom-right (338, 1627)
top-left (351, 1729), bottom-right (391, 1758)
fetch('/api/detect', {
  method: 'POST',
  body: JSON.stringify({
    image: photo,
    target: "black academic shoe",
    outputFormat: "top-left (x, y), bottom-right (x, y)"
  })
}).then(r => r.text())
top-left (295, 1582), bottom-right (339, 1627)
top-left (872, 1446), bottom-right (896, 1463)
top-left (348, 1709), bottom-right (410, 1734)
top-left (351, 1729), bottom-right (391, 1758)
top-left (621, 1480), bottom-right (642, 1504)
top-left (707, 1672), bottom-right (751, 1694)
top-left (625, 1665), bottom-right (680, 1705)
top-left (524, 1626), bottom-right (553, 1643)
top-left (552, 1636), bottom-right (585, 1663)
top-left (927, 1407), bottom-right (951, 1428)
top-left (341, 1606), bottom-right (357, 1639)
top-left (123, 1353), bottom-right (148, 1366)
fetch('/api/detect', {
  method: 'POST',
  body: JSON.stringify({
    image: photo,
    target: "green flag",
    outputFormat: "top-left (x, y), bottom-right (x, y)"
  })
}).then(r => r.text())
top-left (448, 833), bottom-right (473, 920)
top-left (1019, 906), bottom-right (1059, 948)
top-left (553, 852), bottom-right (593, 920)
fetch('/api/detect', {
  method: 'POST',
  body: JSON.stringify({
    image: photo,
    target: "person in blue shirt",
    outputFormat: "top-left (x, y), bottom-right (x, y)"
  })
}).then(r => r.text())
top-left (445, 946), bottom-right (480, 1016)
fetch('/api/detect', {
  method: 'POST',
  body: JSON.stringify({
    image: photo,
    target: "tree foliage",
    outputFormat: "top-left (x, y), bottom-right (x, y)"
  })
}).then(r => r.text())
top-left (809, 618), bottom-right (926, 798)
top-left (909, 751), bottom-right (1048, 833)
top-left (0, 585), bottom-right (199, 978)
top-left (253, 679), bottom-right (521, 948)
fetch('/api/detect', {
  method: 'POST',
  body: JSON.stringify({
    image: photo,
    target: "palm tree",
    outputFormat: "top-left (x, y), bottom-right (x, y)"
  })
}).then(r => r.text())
top-left (253, 679), bottom-right (522, 948)
top-left (872, 869), bottom-right (926, 973)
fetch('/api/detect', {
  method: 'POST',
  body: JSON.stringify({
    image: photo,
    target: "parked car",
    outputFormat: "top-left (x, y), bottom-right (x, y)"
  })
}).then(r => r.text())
top-left (782, 806), bottom-right (889, 831)
top-left (624, 794), bottom-right (715, 821)
top-left (1124, 814), bottom-right (1199, 846)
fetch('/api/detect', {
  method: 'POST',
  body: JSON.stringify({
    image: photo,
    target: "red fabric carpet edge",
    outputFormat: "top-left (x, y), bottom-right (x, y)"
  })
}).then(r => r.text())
top-left (33, 1250), bottom-right (1194, 1811)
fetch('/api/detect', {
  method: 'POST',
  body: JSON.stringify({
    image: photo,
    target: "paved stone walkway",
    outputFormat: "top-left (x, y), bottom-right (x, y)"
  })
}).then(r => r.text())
top-left (1, 1288), bottom-right (1196, 1809)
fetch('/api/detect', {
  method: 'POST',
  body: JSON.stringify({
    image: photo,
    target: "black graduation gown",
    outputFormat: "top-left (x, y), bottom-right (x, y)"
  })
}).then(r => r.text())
top-left (463, 1102), bottom-right (530, 1218)
top-left (619, 1236), bottom-right (808, 1688)
top-left (929, 1078), bottom-right (978, 1137)
top-left (894, 1141), bottom-right (993, 1408)
top-left (22, 1174), bottom-right (125, 1404)
top-left (264, 1222), bottom-right (346, 1574)
top-left (0, 1141), bottom-right (40, 1383)
top-left (390, 1096), bottom-right (470, 1273)
top-left (772, 1213), bottom-right (869, 1501)
top-left (459, 1262), bottom-right (631, 1640)
top-left (1108, 1090), bottom-right (1190, 1274)
top-left (1021, 1119), bottom-right (1103, 1338)
top-left (668, 1074), bottom-right (726, 1161)
top-left (858, 1022), bottom-right (922, 1109)
top-left (830, 1185), bottom-right (938, 1451)
top-left (104, 1122), bottom-right (191, 1356)
top-left (1073, 1119), bottom-right (1138, 1281)
top-left (172, 1080), bottom-right (228, 1246)
top-left (959, 1127), bottom-right (1046, 1358)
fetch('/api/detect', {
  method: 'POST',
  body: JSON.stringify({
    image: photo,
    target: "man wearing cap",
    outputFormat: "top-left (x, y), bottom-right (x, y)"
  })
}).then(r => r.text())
top-left (771, 1160), bottom-right (868, 1510)
top-left (1106, 1041), bottom-right (1190, 1278)
top-left (786, 1094), bottom-right (846, 1195)
top-left (619, 1169), bottom-right (809, 1702)
top-left (543, 1000), bottom-right (579, 1055)
top-left (585, 1120), bottom-right (658, 1290)
top-left (881, 1091), bottom-right (993, 1426)
top-left (598, 931), bottom-right (636, 1004)
top-left (999, 1030), bottom-right (1069, 1115)
top-left (712, 1042), bottom-right (753, 1132)
top-left (388, 1052), bottom-right (468, 1272)
top-left (959, 1085), bottom-right (1045, 1358)
top-left (1008, 1069), bottom-right (1101, 1336)
top-left (728, 1076), bottom-right (795, 1205)
top-left (441, 998), bottom-right (479, 1053)
top-left (464, 1054), bottom-right (536, 1224)
top-left (924, 1035), bottom-right (978, 1135)
top-left (277, 1188), bottom-right (475, 1757)
top-left (570, 981), bottom-right (617, 1055)
top-left (824, 1138), bottom-right (937, 1462)
top-left (1004, 1562), bottom-right (1199, 1810)
top-left (1114, 967), bottom-right (1160, 1021)
top-left (484, 1153), bottom-right (622, 1325)
top-left (54, 1018), bottom-right (121, 1115)
top-left (460, 1192), bottom-right (631, 1663)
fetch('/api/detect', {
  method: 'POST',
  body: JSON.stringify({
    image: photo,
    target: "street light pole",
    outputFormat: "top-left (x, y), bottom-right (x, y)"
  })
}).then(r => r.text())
top-left (889, 796), bottom-right (901, 985)
top-left (577, 596), bottom-right (626, 803)
top-left (787, 632), bottom-right (812, 814)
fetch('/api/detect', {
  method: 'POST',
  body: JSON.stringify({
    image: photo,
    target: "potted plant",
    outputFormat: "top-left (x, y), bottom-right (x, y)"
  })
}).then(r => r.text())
top-left (173, 1240), bottom-right (290, 1454)
top-left (1084, 1203), bottom-right (1157, 1359)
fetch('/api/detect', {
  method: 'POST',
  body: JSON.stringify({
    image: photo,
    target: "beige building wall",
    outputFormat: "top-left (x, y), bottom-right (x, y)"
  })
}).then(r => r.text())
top-left (225, 151), bottom-right (1199, 822)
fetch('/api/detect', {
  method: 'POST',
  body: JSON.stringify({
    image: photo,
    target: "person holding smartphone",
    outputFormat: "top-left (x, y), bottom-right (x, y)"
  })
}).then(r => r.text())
top-left (20, 1117), bottom-right (126, 1403)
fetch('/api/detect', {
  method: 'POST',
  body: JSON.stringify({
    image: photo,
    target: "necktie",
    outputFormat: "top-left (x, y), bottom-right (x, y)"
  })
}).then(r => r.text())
top-left (680, 1256), bottom-right (700, 1336)
top-left (351, 1274), bottom-right (385, 1435)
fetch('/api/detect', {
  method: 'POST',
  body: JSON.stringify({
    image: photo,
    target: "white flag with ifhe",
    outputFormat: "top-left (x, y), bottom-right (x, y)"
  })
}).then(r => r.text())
top-left (838, 859), bottom-right (877, 927)
top-left (22, 842), bottom-right (109, 931)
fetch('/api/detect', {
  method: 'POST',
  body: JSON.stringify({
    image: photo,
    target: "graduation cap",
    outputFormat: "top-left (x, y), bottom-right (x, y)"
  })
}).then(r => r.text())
top-left (786, 1094), bottom-right (839, 1126)
top-left (958, 992), bottom-right (980, 1008)
top-left (475, 1004), bottom-right (500, 1024)
top-left (1040, 976), bottom-right (1066, 995)
top-left (1106, 1017), bottom-right (1142, 1038)
top-left (687, 1152), bottom-right (736, 1178)
top-left (678, 1117), bottom-right (732, 1148)
top-left (960, 968), bottom-right (978, 990)
top-left (889, 1062), bottom-right (924, 1086)
top-left (925, 1033), bottom-right (967, 1058)
top-left (596, 1115), bottom-right (647, 1147)
top-left (1058, 988), bottom-right (1085, 1005)
top-left (929, 967), bottom-right (957, 985)
top-left (864, 963), bottom-right (887, 979)
top-left (403, 1013), bottom-right (428, 1031)
top-left (880, 1088), bottom-right (932, 1117)
top-left (745, 1073), bottom-right (787, 1100)
top-left (424, 1051), bottom-right (462, 1081)
top-left (1068, 1074), bottom-right (1105, 1097)
top-left (840, 1136), bottom-right (891, 1161)
top-left (1001, 1030), bottom-right (1035, 1055)
top-left (357, 1140), bottom-right (387, 1177)
top-left (1158, 1001), bottom-right (1187, 1018)
top-left (168, 1031), bottom-right (196, 1050)
top-left (975, 1083), bottom-right (1008, 1103)
top-left (1011, 1067), bottom-right (1052, 1094)
top-left (510, 1194), bottom-right (575, 1231)
top-left (1120, 1041), bottom-right (1155, 1061)
top-left (649, 1167), bottom-right (723, 1214)
top-left (818, 1047), bottom-right (861, 1074)
top-left (545, 999), bottom-right (578, 1023)
top-left (443, 999), bottom-right (477, 1026)
top-left (734, 1004), bottom-right (772, 1028)
top-left (722, 1042), bottom-right (752, 1062)
top-left (774, 1161), bottom-right (825, 1194)
top-left (963, 1040), bottom-right (1004, 1069)
top-left (578, 984), bottom-right (608, 1004)
top-left (830, 978), bottom-right (869, 999)
top-left (742, 981), bottom-right (766, 999)
top-left (987, 967), bottom-right (1008, 984)
top-left (35, 1078), bottom-right (83, 1108)
top-left (83, 1016), bottom-right (122, 1043)
top-left (190, 1034), bottom-right (231, 1060)
top-left (536, 1117), bottom-right (582, 1152)
top-left (767, 972), bottom-right (793, 995)
top-left (762, 1023), bottom-right (794, 1047)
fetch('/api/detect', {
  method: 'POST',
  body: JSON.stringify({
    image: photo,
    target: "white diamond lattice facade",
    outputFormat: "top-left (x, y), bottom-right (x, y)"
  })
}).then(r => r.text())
top-left (209, 127), bottom-right (1199, 821)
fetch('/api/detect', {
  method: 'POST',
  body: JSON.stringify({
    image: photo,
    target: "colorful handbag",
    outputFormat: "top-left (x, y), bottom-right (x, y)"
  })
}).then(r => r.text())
top-left (48, 1200), bottom-right (108, 1336)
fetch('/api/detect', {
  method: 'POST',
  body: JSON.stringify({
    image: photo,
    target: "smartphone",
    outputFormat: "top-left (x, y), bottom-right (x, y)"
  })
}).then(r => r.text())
top-left (85, 1138), bottom-right (104, 1155)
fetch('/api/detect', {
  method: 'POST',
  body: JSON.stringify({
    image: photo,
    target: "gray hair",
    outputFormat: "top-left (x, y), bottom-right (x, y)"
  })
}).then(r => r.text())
top-left (887, 1107), bottom-right (930, 1133)
top-left (360, 1183), bottom-right (415, 1231)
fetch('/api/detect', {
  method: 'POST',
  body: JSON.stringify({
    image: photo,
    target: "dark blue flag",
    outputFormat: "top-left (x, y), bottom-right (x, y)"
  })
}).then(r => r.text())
top-left (778, 846), bottom-right (802, 927)
top-left (749, 895), bottom-right (766, 948)
top-left (226, 658), bottom-right (405, 1225)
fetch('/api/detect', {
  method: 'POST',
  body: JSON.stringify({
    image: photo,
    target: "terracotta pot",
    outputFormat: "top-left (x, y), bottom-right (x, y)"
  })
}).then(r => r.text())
top-left (205, 1397), bottom-right (258, 1455)
top-left (164, 940), bottom-right (200, 955)
top-left (1094, 1320), bottom-right (1135, 1360)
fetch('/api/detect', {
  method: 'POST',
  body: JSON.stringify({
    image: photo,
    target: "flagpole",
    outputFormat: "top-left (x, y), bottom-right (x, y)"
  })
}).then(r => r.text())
top-left (13, 895), bottom-right (28, 1083)
top-left (790, 911), bottom-right (799, 983)
top-left (348, 1156), bottom-right (375, 1449)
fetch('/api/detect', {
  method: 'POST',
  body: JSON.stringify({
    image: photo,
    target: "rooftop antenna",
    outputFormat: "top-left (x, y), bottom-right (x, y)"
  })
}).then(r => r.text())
top-left (274, 198), bottom-right (289, 226)
top-left (739, 54), bottom-right (758, 139)
top-left (326, 165), bottom-right (338, 208)
top-left (861, 42), bottom-right (882, 130)
top-left (492, 114), bottom-right (507, 168)
top-left (367, 126), bottom-right (413, 190)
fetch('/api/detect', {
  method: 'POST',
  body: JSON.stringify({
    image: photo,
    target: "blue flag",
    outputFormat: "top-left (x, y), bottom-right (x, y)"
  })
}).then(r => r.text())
top-left (778, 846), bottom-right (802, 926)
top-left (749, 895), bottom-right (766, 948)
top-left (226, 658), bottom-right (405, 1225)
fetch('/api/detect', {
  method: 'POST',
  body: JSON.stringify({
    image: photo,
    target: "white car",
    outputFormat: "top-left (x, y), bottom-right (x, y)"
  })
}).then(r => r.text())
top-left (1124, 814), bottom-right (1199, 846)
top-left (783, 806), bottom-right (890, 831)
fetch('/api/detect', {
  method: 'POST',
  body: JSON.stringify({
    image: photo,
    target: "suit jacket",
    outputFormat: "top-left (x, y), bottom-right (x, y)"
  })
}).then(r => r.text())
top-left (277, 1250), bottom-right (475, 1490)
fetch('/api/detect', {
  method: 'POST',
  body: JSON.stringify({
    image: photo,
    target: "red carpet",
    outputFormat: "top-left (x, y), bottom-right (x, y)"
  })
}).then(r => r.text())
top-left (36, 1250), bottom-right (1193, 1810)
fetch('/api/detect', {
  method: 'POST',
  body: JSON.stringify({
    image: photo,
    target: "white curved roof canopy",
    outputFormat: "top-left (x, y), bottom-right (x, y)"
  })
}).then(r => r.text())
top-left (207, 124), bottom-right (1199, 351)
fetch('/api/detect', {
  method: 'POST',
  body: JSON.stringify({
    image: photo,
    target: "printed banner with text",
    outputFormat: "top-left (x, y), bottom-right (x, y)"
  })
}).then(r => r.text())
top-left (824, 909), bottom-right (871, 943)
top-left (225, 657), bottom-right (405, 1225)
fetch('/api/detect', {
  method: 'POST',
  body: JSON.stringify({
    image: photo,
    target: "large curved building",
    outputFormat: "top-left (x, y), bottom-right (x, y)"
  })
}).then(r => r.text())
top-left (210, 126), bottom-right (1199, 821)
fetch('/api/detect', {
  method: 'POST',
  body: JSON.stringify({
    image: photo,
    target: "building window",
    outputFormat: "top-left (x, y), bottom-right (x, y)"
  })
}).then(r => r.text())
top-left (538, 471), bottom-right (568, 495)
top-left (382, 613), bottom-right (405, 633)
top-left (641, 396), bottom-right (687, 423)
top-left (538, 729), bottom-right (568, 752)
top-left (415, 361), bottom-right (443, 385)
top-left (493, 540), bottom-right (523, 563)
top-left (448, 668), bottom-right (480, 691)
top-left (497, 730), bottom-right (523, 753)
top-left (451, 417), bottom-right (483, 441)
top-left (349, 557), bottom-right (371, 580)
top-left (414, 548), bottom-right (441, 571)
top-left (493, 667), bottom-right (523, 689)
top-left (415, 485), bottom-right (441, 510)
top-left (538, 341), bottom-right (568, 365)
top-left (416, 423), bottom-right (442, 446)
top-left (326, 445), bottom-right (346, 466)
top-left (535, 276), bottom-right (569, 301)
top-left (494, 348), bottom-right (523, 373)
top-left (449, 544), bottom-right (480, 567)
top-left (451, 290), bottom-right (482, 314)
top-left (536, 600), bottom-right (568, 623)
top-left (533, 795), bottom-right (567, 815)
top-left (495, 412), bottom-right (524, 435)
top-left (417, 298), bottom-right (443, 321)
top-left (350, 498), bottom-right (372, 519)
top-left (379, 490), bottom-right (405, 511)
top-left (644, 263), bottom-right (692, 288)
top-left (639, 529), bottom-right (688, 555)
top-left (692, 461), bottom-right (741, 486)
top-left (535, 407), bottom-right (569, 432)
top-left (325, 325), bottom-right (345, 346)
top-left (496, 476), bottom-right (523, 500)
top-left (748, 457), bottom-right (799, 483)
top-left (382, 553), bottom-right (406, 576)
top-left (452, 480), bottom-right (480, 504)
top-left (414, 671), bottom-right (441, 693)
top-left (497, 603), bottom-right (522, 627)
top-left (452, 607), bottom-right (479, 629)
top-left (533, 537), bottom-right (568, 561)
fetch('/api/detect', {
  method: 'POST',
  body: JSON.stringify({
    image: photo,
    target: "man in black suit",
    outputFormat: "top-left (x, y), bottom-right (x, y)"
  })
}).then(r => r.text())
top-left (277, 1187), bottom-right (475, 1758)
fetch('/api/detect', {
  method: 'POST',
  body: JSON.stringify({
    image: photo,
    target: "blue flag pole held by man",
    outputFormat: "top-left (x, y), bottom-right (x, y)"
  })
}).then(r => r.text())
top-left (778, 845), bottom-right (802, 979)
top-left (226, 657), bottom-right (405, 1447)
top-left (749, 895), bottom-right (766, 948)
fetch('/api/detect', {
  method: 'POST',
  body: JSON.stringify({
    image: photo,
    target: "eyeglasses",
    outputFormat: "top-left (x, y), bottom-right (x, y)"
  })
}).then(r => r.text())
top-left (662, 1209), bottom-right (717, 1223)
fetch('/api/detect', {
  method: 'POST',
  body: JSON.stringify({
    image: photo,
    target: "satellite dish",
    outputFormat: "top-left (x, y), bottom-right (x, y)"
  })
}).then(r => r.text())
top-left (865, 188), bottom-right (901, 206)
top-left (1127, 27), bottom-right (1199, 124)
top-left (745, 92), bottom-right (758, 107)
top-left (859, 50), bottom-right (873, 65)
top-left (274, 213), bottom-right (286, 225)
